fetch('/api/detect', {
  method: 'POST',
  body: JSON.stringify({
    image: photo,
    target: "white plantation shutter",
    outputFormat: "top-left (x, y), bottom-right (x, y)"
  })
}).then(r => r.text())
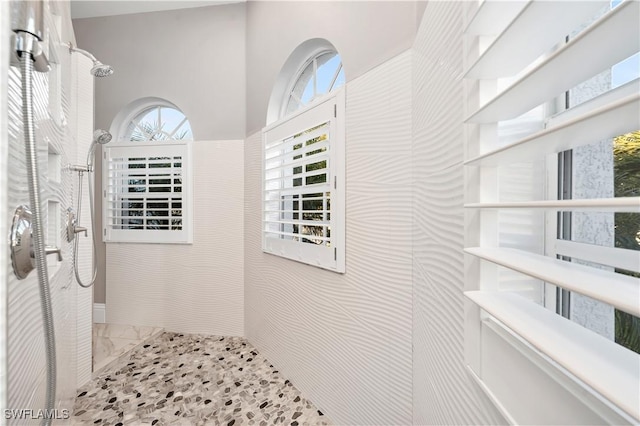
top-left (103, 142), bottom-right (192, 243)
top-left (464, 0), bottom-right (640, 421)
top-left (263, 90), bottom-right (345, 272)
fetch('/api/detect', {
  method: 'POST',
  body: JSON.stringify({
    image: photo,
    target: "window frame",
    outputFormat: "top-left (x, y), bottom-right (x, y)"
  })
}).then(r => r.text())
top-left (282, 49), bottom-right (345, 119)
top-left (110, 97), bottom-right (194, 143)
top-left (262, 88), bottom-right (346, 273)
top-left (462, 0), bottom-right (640, 423)
top-left (266, 39), bottom-right (345, 126)
top-left (102, 141), bottom-right (193, 245)
top-left (124, 105), bottom-right (192, 142)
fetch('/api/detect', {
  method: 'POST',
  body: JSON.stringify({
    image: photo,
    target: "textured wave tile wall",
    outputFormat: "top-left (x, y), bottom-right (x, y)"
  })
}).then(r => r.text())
top-left (72, 54), bottom-right (95, 387)
top-left (245, 51), bottom-right (413, 425)
top-left (106, 140), bottom-right (244, 336)
top-left (412, 2), bottom-right (506, 425)
top-left (6, 5), bottom-right (81, 420)
top-left (0, 1), bottom-right (8, 412)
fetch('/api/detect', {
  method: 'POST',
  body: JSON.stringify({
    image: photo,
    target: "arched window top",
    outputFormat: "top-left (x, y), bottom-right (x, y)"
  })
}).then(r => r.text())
top-left (285, 50), bottom-right (345, 117)
top-left (267, 39), bottom-right (346, 125)
top-left (112, 97), bottom-right (194, 142)
top-left (126, 105), bottom-right (193, 142)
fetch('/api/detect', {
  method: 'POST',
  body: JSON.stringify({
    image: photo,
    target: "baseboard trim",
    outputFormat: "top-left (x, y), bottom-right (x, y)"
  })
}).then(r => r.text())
top-left (93, 303), bottom-right (106, 323)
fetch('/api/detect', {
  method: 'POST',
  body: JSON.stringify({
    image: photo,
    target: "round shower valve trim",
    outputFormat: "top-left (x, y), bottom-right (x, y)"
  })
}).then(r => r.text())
top-left (10, 205), bottom-right (63, 280)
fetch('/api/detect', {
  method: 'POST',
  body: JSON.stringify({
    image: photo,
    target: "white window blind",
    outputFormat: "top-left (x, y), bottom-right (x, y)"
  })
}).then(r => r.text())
top-left (263, 90), bottom-right (345, 272)
top-left (464, 0), bottom-right (640, 422)
top-left (103, 142), bottom-right (192, 244)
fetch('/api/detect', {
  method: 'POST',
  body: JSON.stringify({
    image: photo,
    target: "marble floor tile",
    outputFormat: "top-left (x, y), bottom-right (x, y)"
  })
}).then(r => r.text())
top-left (76, 332), bottom-right (331, 425)
top-left (94, 323), bottom-right (163, 340)
top-left (93, 324), bottom-right (164, 375)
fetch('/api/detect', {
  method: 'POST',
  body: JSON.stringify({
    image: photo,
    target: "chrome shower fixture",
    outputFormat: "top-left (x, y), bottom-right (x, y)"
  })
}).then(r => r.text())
top-left (93, 129), bottom-right (113, 145)
top-left (68, 129), bottom-right (112, 173)
top-left (11, 0), bottom-right (50, 72)
top-left (69, 129), bottom-right (112, 289)
top-left (86, 129), bottom-right (112, 171)
top-left (67, 42), bottom-right (114, 77)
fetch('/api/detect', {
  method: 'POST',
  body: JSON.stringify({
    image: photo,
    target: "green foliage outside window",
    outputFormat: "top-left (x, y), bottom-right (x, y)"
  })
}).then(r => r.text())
top-left (613, 130), bottom-right (640, 354)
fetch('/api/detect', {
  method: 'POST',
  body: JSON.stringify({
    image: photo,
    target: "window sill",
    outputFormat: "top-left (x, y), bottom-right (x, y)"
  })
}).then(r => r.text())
top-left (465, 291), bottom-right (639, 422)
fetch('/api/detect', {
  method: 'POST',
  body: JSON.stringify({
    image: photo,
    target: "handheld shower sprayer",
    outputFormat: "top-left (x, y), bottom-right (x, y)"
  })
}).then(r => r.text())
top-left (68, 129), bottom-right (113, 173)
top-left (67, 42), bottom-right (114, 77)
top-left (87, 129), bottom-right (112, 171)
top-left (69, 129), bottom-right (112, 288)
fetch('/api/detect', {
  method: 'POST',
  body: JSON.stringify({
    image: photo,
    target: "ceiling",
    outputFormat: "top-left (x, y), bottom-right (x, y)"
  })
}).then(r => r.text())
top-left (70, 1), bottom-right (245, 19)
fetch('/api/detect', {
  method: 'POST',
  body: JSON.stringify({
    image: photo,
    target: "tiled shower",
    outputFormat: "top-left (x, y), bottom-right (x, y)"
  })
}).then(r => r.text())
top-left (3, 1), bottom-right (637, 425)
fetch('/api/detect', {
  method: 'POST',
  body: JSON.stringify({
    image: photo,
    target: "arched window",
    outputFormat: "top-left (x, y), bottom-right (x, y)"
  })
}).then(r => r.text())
top-left (125, 106), bottom-right (193, 142)
top-left (112, 97), bottom-right (193, 142)
top-left (267, 39), bottom-right (346, 125)
top-left (104, 97), bottom-right (193, 244)
top-left (284, 50), bottom-right (345, 117)
top-left (263, 40), bottom-right (346, 272)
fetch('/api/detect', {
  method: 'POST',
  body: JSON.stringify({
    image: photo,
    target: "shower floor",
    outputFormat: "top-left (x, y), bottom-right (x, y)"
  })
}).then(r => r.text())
top-left (74, 331), bottom-right (331, 425)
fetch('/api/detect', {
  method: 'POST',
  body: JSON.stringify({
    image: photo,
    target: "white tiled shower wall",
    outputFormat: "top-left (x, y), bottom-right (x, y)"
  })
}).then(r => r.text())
top-left (411, 2), bottom-right (507, 424)
top-left (1, 0), bottom-right (10, 413)
top-left (245, 51), bottom-right (414, 425)
top-left (4, 2), bottom-right (92, 422)
top-left (105, 140), bottom-right (245, 336)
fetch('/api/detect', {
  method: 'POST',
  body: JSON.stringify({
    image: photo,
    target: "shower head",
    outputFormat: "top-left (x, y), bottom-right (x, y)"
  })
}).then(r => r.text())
top-left (86, 130), bottom-right (112, 171)
top-left (93, 129), bottom-right (112, 145)
top-left (91, 62), bottom-right (114, 78)
top-left (68, 42), bottom-right (114, 78)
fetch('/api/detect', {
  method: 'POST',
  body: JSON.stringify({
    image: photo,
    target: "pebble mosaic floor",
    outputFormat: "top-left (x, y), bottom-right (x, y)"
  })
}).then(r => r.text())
top-left (73, 332), bottom-right (331, 425)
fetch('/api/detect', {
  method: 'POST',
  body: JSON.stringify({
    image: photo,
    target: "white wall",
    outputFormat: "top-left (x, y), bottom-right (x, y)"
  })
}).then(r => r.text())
top-left (0, 0), bottom-right (9, 412)
top-left (106, 140), bottom-right (244, 336)
top-left (71, 54), bottom-right (95, 387)
top-left (4, 0), bottom-right (92, 419)
top-left (411, 2), bottom-right (508, 423)
top-left (245, 0), bottom-right (419, 135)
top-left (73, 3), bottom-right (247, 140)
top-left (245, 51), bottom-right (413, 425)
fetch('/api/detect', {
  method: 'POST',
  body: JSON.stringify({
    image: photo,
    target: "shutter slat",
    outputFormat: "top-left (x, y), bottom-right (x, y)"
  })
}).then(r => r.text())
top-left (465, 1), bottom-right (607, 78)
top-left (275, 186), bottom-right (331, 197)
top-left (464, 197), bottom-right (640, 212)
top-left (265, 127), bottom-right (329, 155)
top-left (464, 247), bottom-right (640, 317)
top-left (265, 152), bottom-right (329, 174)
top-left (107, 194), bottom-right (183, 200)
top-left (265, 140), bottom-right (329, 166)
top-left (265, 219), bottom-right (330, 227)
top-left (465, 291), bottom-right (640, 422)
top-left (264, 196), bottom-right (327, 203)
top-left (547, 77), bottom-right (640, 128)
top-left (555, 240), bottom-right (640, 274)
top-left (465, 93), bottom-right (640, 166)
top-left (464, 0), bottom-right (528, 36)
top-left (466, 0), bottom-right (640, 123)
top-left (264, 230), bottom-right (329, 242)
top-left (265, 209), bottom-right (328, 214)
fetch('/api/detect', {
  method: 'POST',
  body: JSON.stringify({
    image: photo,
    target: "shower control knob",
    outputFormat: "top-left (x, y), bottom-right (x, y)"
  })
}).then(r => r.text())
top-left (9, 205), bottom-right (63, 279)
top-left (74, 226), bottom-right (88, 237)
top-left (44, 246), bottom-right (63, 262)
top-left (66, 208), bottom-right (83, 241)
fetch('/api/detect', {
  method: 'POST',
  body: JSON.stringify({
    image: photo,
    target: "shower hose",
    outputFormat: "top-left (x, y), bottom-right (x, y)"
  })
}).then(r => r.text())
top-left (20, 52), bottom-right (57, 425)
top-left (74, 170), bottom-right (99, 288)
